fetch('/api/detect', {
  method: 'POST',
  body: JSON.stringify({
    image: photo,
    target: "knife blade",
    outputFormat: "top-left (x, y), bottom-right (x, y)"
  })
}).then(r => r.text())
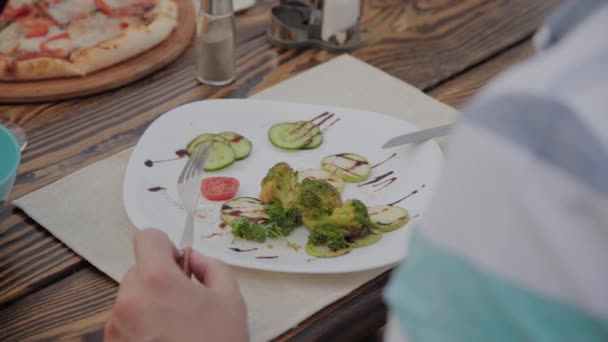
top-left (382, 123), bottom-right (454, 149)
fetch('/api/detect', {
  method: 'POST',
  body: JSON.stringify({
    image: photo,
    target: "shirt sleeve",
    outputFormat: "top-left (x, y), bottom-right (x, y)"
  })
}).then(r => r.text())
top-left (383, 94), bottom-right (608, 342)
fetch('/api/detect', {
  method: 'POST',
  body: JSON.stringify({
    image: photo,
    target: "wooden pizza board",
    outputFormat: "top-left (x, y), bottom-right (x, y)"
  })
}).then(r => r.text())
top-left (0, 0), bottom-right (195, 103)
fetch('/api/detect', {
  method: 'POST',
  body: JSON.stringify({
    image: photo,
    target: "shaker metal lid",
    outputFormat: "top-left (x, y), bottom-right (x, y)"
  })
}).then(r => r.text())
top-left (200, 0), bottom-right (233, 15)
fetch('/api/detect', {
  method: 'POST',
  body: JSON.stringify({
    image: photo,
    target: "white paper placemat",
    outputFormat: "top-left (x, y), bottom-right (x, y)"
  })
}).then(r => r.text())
top-left (14, 55), bottom-right (458, 341)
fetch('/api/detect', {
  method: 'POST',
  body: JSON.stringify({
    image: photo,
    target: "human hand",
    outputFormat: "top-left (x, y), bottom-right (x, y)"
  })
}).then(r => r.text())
top-left (104, 229), bottom-right (248, 342)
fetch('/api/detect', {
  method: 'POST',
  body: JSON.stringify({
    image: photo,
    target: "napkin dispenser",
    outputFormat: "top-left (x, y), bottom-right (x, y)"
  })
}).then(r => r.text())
top-left (267, 0), bottom-right (362, 51)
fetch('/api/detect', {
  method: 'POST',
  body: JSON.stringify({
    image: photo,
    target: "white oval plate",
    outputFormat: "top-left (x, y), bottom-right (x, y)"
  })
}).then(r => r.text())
top-left (123, 99), bottom-right (443, 273)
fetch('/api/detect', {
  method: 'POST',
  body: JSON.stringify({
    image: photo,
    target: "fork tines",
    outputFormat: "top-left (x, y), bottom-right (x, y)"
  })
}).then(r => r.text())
top-left (178, 142), bottom-right (210, 184)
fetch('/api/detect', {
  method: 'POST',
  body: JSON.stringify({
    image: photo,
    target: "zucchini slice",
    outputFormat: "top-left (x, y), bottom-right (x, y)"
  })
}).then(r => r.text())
top-left (321, 153), bottom-right (372, 183)
top-left (350, 229), bottom-right (383, 248)
top-left (268, 121), bottom-right (316, 150)
top-left (204, 141), bottom-right (236, 171)
top-left (302, 125), bottom-right (323, 149)
top-left (305, 243), bottom-right (352, 258)
top-left (186, 133), bottom-right (228, 156)
top-left (368, 205), bottom-right (409, 232)
top-left (218, 132), bottom-right (252, 160)
top-left (297, 168), bottom-right (344, 193)
top-left (221, 197), bottom-right (270, 225)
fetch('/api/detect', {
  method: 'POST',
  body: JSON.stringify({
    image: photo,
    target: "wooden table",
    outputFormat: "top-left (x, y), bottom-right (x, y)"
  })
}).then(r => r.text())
top-left (0, 1), bottom-right (559, 340)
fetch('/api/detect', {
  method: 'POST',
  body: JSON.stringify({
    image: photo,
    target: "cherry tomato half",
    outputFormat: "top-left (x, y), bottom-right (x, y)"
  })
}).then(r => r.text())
top-left (201, 177), bottom-right (239, 201)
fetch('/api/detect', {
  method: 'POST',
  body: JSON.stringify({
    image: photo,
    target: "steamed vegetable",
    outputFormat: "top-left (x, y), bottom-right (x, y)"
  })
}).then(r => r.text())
top-left (221, 197), bottom-right (269, 225)
top-left (305, 243), bottom-right (352, 258)
top-left (321, 153), bottom-right (371, 183)
top-left (309, 199), bottom-right (373, 239)
top-left (350, 229), bottom-right (383, 248)
top-left (308, 224), bottom-right (350, 251)
top-left (297, 168), bottom-right (344, 193)
top-left (185, 131), bottom-right (252, 172)
top-left (294, 179), bottom-right (343, 225)
top-left (268, 121), bottom-right (323, 150)
top-left (259, 162), bottom-right (299, 208)
top-left (230, 218), bottom-right (267, 243)
top-left (224, 161), bottom-right (399, 258)
top-left (263, 201), bottom-right (302, 235)
top-left (218, 132), bottom-right (252, 160)
top-left (368, 205), bottom-right (409, 232)
top-left (203, 141), bottom-right (236, 171)
top-left (186, 134), bottom-right (225, 155)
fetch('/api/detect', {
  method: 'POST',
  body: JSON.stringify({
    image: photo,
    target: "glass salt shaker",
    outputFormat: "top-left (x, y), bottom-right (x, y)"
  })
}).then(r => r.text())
top-left (195, 0), bottom-right (236, 86)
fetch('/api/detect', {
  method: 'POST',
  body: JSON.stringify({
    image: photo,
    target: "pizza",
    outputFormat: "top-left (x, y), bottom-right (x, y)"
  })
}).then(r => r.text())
top-left (0, 0), bottom-right (178, 81)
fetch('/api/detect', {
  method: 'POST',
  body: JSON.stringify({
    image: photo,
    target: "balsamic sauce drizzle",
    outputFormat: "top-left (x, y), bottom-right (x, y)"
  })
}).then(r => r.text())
top-left (388, 185), bottom-right (426, 206)
top-left (321, 118), bottom-right (341, 133)
top-left (372, 178), bottom-right (397, 192)
top-left (144, 149), bottom-right (188, 167)
top-left (229, 247), bottom-right (259, 253)
top-left (310, 112), bottom-right (331, 122)
top-left (201, 233), bottom-right (223, 239)
top-left (256, 256), bottom-right (279, 259)
top-left (290, 112), bottom-right (341, 139)
top-left (358, 171), bottom-right (394, 187)
top-left (314, 113), bottom-right (335, 127)
top-left (147, 186), bottom-right (166, 192)
top-left (372, 153), bottom-right (397, 169)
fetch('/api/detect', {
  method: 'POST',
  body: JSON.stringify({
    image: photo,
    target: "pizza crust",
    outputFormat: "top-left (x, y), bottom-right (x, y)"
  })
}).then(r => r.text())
top-left (0, 0), bottom-right (178, 81)
top-left (0, 56), bottom-right (6, 79)
top-left (73, 0), bottom-right (178, 75)
top-left (0, 56), bottom-right (83, 80)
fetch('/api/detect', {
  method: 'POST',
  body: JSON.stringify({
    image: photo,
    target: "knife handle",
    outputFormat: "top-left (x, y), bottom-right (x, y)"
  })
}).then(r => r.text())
top-left (178, 248), bottom-right (193, 278)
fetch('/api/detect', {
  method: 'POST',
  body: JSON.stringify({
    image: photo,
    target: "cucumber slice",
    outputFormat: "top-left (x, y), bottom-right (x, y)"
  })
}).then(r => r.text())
top-left (368, 205), bottom-right (409, 232)
top-left (186, 133), bottom-right (228, 156)
top-left (218, 132), bottom-right (252, 160)
top-left (302, 125), bottom-right (323, 149)
top-left (305, 243), bottom-right (352, 258)
top-left (321, 153), bottom-right (372, 183)
top-left (268, 121), bottom-right (315, 150)
top-left (204, 141), bottom-right (236, 171)
top-left (350, 229), bottom-right (383, 248)
top-left (221, 197), bottom-right (270, 225)
top-left (297, 168), bottom-right (344, 193)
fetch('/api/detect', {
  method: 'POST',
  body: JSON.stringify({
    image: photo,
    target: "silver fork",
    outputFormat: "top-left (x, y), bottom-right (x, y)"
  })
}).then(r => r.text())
top-left (176, 142), bottom-right (211, 276)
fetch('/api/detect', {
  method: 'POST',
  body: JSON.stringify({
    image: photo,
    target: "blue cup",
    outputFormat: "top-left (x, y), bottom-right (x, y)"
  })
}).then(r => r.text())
top-left (0, 125), bottom-right (21, 205)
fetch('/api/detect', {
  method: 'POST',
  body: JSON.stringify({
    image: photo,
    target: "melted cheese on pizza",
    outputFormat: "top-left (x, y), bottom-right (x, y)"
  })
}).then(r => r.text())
top-left (45, 0), bottom-right (97, 25)
top-left (7, 0), bottom-right (36, 7)
top-left (0, 20), bottom-right (70, 57)
top-left (0, 23), bottom-right (19, 54)
top-left (102, 0), bottom-right (155, 10)
top-left (67, 12), bottom-right (124, 49)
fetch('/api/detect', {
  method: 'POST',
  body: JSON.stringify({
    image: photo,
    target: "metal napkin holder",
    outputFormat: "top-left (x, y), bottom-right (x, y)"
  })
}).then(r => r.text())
top-left (267, 0), bottom-right (362, 52)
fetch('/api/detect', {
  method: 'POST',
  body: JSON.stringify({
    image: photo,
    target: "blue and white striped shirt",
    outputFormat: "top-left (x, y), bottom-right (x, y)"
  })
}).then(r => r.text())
top-left (384, 1), bottom-right (608, 341)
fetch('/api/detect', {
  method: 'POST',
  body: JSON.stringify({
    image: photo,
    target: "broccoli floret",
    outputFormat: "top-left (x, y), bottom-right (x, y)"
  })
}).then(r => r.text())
top-left (294, 179), bottom-right (343, 219)
top-left (267, 223), bottom-right (301, 251)
top-left (263, 202), bottom-right (302, 235)
top-left (260, 162), bottom-right (299, 208)
top-left (230, 218), bottom-right (267, 243)
top-left (311, 199), bottom-right (372, 238)
top-left (308, 225), bottom-right (349, 251)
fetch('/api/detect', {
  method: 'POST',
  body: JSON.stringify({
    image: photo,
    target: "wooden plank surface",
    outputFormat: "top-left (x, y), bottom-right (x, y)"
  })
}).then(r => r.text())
top-left (0, 39), bottom-right (539, 341)
top-left (0, 0), bottom-right (195, 103)
top-left (0, 0), bottom-right (558, 340)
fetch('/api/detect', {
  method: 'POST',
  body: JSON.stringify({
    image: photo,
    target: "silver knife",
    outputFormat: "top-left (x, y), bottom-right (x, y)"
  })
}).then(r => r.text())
top-left (382, 123), bottom-right (454, 149)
